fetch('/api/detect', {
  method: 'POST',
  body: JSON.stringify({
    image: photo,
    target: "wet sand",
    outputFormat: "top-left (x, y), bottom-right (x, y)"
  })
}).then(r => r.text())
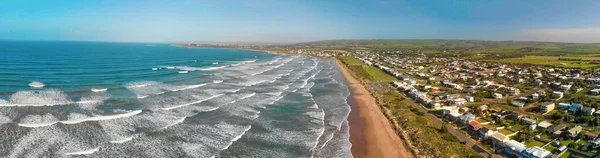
top-left (335, 59), bottom-right (413, 158)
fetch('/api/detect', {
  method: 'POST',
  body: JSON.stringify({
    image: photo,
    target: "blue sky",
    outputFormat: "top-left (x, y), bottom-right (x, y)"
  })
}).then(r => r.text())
top-left (0, 0), bottom-right (599, 43)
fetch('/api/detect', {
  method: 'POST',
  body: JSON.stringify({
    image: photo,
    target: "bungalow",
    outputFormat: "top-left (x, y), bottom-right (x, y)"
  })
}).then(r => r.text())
top-left (509, 87), bottom-right (520, 96)
top-left (468, 120), bottom-right (482, 131)
top-left (584, 131), bottom-right (599, 141)
top-left (493, 93), bottom-right (503, 99)
top-left (521, 117), bottom-right (537, 125)
top-left (512, 101), bottom-right (525, 108)
top-left (589, 89), bottom-right (600, 95)
top-left (559, 84), bottom-right (572, 91)
top-left (452, 98), bottom-right (467, 106)
top-left (428, 101), bottom-right (443, 109)
top-left (566, 126), bottom-right (583, 138)
top-left (478, 105), bottom-right (489, 112)
top-left (537, 121), bottom-right (552, 129)
top-left (557, 103), bottom-right (570, 110)
top-left (582, 106), bottom-right (596, 116)
top-left (569, 103), bottom-right (582, 113)
top-left (523, 146), bottom-right (552, 158)
top-left (505, 140), bottom-right (527, 157)
top-left (534, 79), bottom-right (543, 86)
top-left (465, 96), bottom-right (475, 102)
top-left (540, 102), bottom-right (555, 114)
top-left (479, 127), bottom-right (498, 139)
top-left (532, 93), bottom-right (540, 100)
top-left (519, 97), bottom-right (528, 103)
top-left (491, 133), bottom-right (509, 147)
top-left (552, 91), bottom-right (564, 99)
top-left (459, 112), bottom-right (476, 124)
top-left (547, 124), bottom-right (566, 136)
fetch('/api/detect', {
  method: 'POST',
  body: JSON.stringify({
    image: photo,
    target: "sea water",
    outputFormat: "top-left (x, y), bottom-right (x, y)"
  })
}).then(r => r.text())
top-left (0, 41), bottom-right (352, 158)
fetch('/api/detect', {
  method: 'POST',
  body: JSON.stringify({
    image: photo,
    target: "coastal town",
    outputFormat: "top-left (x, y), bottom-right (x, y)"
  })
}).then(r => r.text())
top-left (341, 50), bottom-right (600, 158)
top-left (177, 42), bottom-right (600, 158)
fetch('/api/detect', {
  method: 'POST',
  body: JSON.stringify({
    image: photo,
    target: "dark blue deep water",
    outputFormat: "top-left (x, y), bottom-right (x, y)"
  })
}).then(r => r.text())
top-left (0, 41), bottom-right (352, 158)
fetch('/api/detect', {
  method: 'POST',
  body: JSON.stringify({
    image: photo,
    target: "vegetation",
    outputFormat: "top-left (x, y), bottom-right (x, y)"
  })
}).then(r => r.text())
top-left (375, 92), bottom-right (480, 157)
top-left (339, 57), bottom-right (397, 82)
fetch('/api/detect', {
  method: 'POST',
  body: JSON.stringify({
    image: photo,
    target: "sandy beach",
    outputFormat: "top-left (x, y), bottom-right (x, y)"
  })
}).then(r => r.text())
top-left (335, 59), bottom-right (414, 158)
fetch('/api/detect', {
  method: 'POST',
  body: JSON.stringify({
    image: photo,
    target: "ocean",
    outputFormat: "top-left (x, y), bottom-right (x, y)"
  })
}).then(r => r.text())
top-left (0, 41), bottom-right (353, 157)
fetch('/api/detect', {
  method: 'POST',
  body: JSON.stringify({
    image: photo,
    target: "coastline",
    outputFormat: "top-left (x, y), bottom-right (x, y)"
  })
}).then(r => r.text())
top-left (335, 59), bottom-right (414, 158)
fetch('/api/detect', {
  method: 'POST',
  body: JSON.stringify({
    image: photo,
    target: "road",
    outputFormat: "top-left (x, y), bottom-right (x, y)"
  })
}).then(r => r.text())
top-left (390, 87), bottom-right (504, 158)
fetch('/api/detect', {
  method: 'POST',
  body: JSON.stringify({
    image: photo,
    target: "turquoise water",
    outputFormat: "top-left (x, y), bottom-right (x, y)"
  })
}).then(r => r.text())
top-left (0, 41), bottom-right (352, 157)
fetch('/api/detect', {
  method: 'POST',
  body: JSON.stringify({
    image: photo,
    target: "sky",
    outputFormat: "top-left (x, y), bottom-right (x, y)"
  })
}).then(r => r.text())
top-left (0, 0), bottom-right (599, 43)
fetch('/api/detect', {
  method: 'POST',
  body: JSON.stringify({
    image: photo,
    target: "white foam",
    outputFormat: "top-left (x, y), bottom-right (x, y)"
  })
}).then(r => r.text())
top-left (220, 125), bottom-right (252, 150)
top-left (62, 147), bottom-right (99, 155)
top-left (178, 71), bottom-right (189, 74)
top-left (0, 91), bottom-right (72, 107)
top-left (137, 95), bottom-right (148, 99)
top-left (91, 88), bottom-right (107, 92)
top-left (18, 110), bottom-right (143, 128)
top-left (162, 117), bottom-right (186, 129)
top-left (109, 136), bottom-right (135, 144)
top-left (61, 110), bottom-right (143, 124)
top-left (213, 62), bottom-right (219, 65)
top-left (213, 80), bottom-right (223, 83)
top-left (170, 83), bottom-right (207, 91)
top-left (152, 68), bottom-right (158, 71)
top-left (28, 81), bottom-right (45, 88)
top-left (165, 66), bottom-right (175, 69)
top-left (161, 94), bottom-right (223, 110)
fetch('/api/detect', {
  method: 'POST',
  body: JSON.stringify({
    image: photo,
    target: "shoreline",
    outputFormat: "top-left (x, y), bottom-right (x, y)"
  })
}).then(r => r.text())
top-left (335, 59), bottom-right (414, 158)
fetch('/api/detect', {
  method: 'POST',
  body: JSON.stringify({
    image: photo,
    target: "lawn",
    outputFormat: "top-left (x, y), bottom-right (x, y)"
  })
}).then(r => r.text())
top-left (340, 57), bottom-right (362, 65)
top-left (525, 140), bottom-right (546, 147)
top-left (490, 55), bottom-right (599, 68)
top-left (339, 57), bottom-right (398, 82)
top-left (544, 145), bottom-right (557, 152)
top-left (499, 128), bottom-right (514, 135)
top-left (362, 66), bottom-right (398, 82)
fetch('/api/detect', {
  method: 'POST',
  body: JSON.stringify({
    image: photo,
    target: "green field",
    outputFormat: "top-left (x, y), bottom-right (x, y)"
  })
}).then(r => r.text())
top-left (340, 57), bottom-right (397, 82)
top-left (525, 140), bottom-right (546, 147)
top-left (490, 55), bottom-right (599, 68)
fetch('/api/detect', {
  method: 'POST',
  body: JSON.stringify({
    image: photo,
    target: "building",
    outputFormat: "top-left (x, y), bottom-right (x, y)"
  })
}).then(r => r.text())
top-left (537, 121), bottom-right (552, 129)
top-left (539, 102), bottom-right (555, 114)
top-left (479, 127), bottom-right (498, 139)
top-left (523, 146), bottom-right (552, 158)
top-left (521, 117), bottom-right (537, 125)
top-left (566, 126), bottom-right (583, 138)
top-left (468, 120), bottom-right (482, 131)
top-left (569, 103), bottom-right (582, 113)
top-left (505, 140), bottom-right (527, 157)
top-left (552, 91), bottom-right (564, 99)
top-left (493, 93), bottom-right (503, 99)
top-left (465, 96), bottom-right (474, 102)
top-left (491, 133), bottom-right (509, 147)
top-left (547, 124), bottom-right (566, 136)
top-left (582, 106), bottom-right (596, 116)
top-left (459, 112), bottom-right (476, 125)
top-left (557, 103), bottom-right (570, 110)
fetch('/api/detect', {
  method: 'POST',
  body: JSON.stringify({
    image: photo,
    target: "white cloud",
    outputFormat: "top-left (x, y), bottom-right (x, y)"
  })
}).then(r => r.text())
top-left (518, 27), bottom-right (600, 43)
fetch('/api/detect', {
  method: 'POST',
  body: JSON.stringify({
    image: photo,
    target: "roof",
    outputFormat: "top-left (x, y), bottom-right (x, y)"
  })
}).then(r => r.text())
top-left (525, 146), bottom-right (552, 158)
top-left (567, 126), bottom-right (583, 134)
top-left (469, 120), bottom-right (481, 128)
top-left (585, 131), bottom-right (598, 138)
top-left (537, 121), bottom-right (552, 128)
top-left (570, 103), bottom-right (581, 111)
top-left (548, 124), bottom-right (566, 133)
top-left (505, 140), bottom-right (527, 153)
top-left (491, 133), bottom-right (507, 141)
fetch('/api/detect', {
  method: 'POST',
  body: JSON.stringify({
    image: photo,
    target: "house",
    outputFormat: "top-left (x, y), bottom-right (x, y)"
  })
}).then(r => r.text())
top-left (560, 84), bottom-right (572, 91)
top-left (584, 131), bottom-right (599, 141)
top-left (569, 103), bottom-right (582, 113)
top-left (539, 102), bottom-right (555, 114)
top-left (468, 120), bottom-right (482, 131)
top-left (537, 121), bottom-right (552, 129)
top-left (534, 79), bottom-right (543, 86)
top-left (479, 127), bottom-right (498, 139)
top-left (491, 133), bottom-right (509, 147)
top-left (547, 124), bottom-right (566, 136)
top-left (505, 140), bottom-right (527, 157)
top-left (428, 101), bottom-right (442, 109)
top-left (582, 106), bottom-right (596, 116)
top-left (557, 103), bottom-right (570, 110)
top-left (512, 101), bottom-right (525, 107)
top-left (478, 105), bottom-right (489, 112)
top-left (532, 93), bottom-right (540, 100)
top-left (552, 91), bottom-right (564, 99)
top-left (521, 117), bottom-right (537, 125)
top-left (589, 89), bottom-right (600, 95)
top-left (493, 93), bottom-right (503, 99)
top-left (465, 96), bottom-right (474, 102)
top-left (566, 126), bottom-right (583, 138)
top-left (509, 87), bottom-right (520, 96)
top-left (523, 146), bottom-right (552, 158)
top-left (452, 98), bottom-right (467, 106)
top-left (519, 97), bottom-right (528, 103)
top-left (459, 112), bottom-right (476, 124)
